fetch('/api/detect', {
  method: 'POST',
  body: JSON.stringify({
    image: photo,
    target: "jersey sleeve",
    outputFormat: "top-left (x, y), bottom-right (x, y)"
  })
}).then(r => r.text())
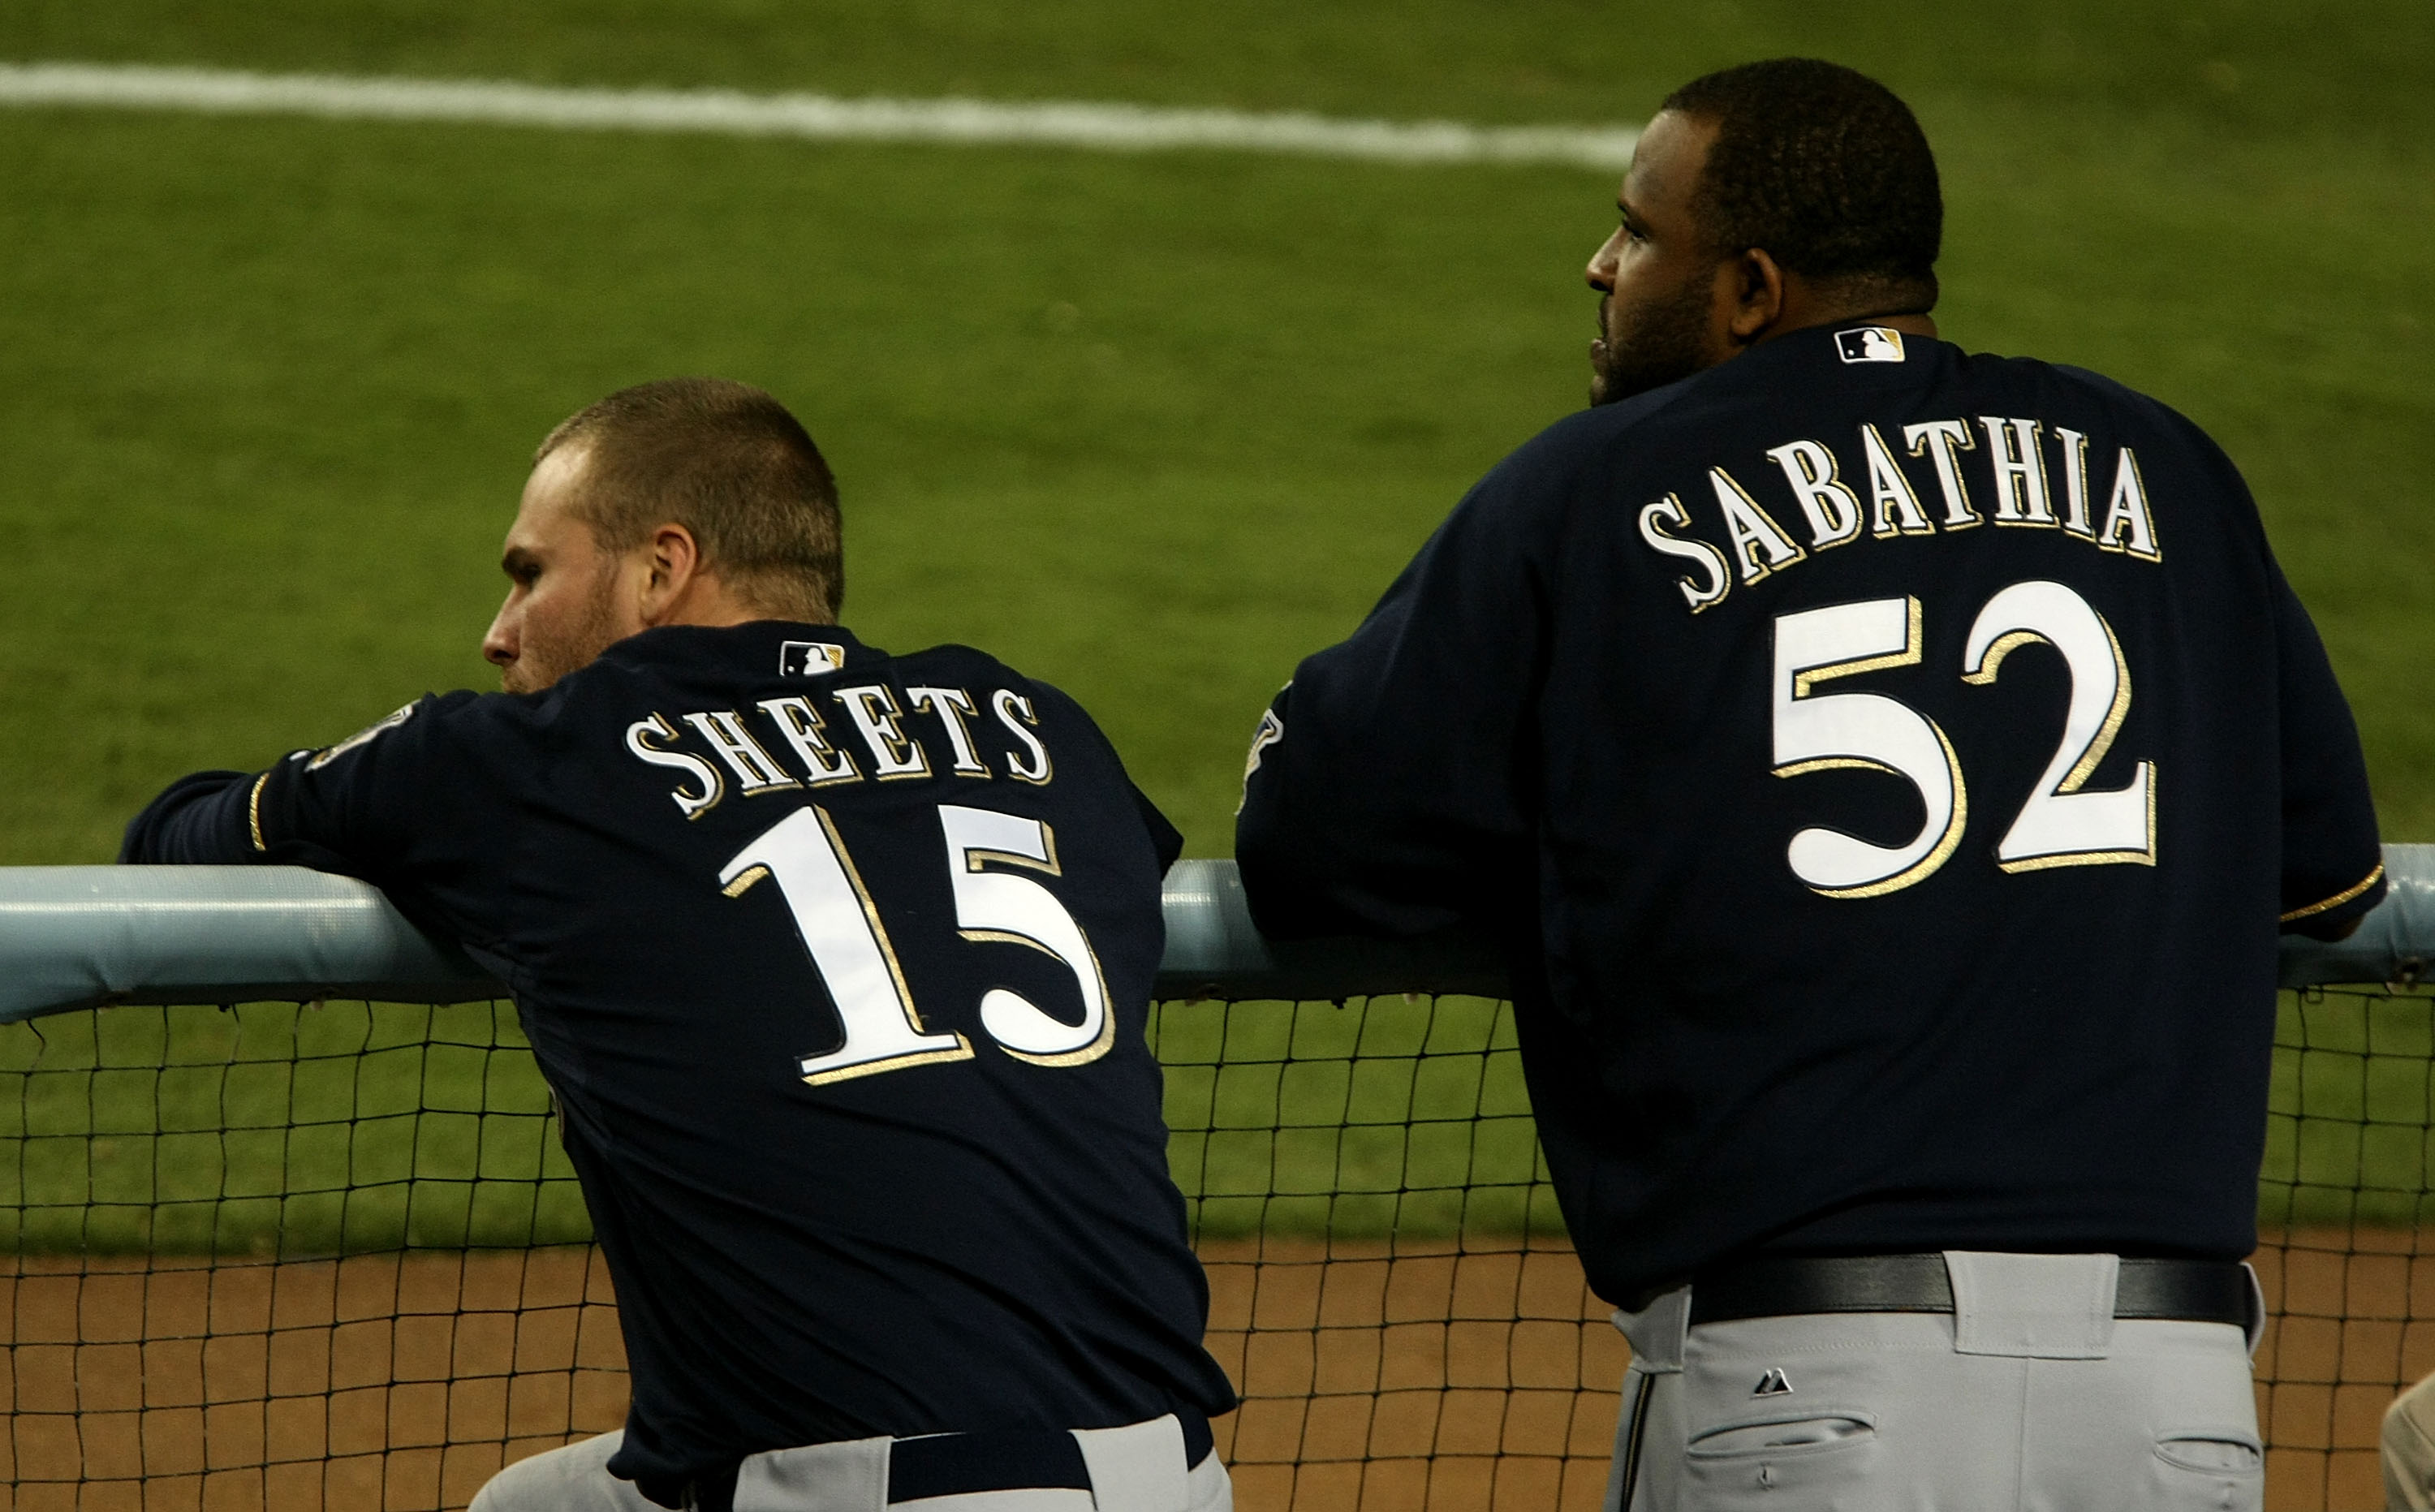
top-left (1015, 675), bottom-right (1186, 875)
top-left (2269, 563), bottom-right (2386, 938)
top-left (119, 769), bottom-right (265, 864)
top-left (119, 692), bottom-right (518, 937)
top-left (1235, 455), bottom-right (1557, 940)
top-left (1130, 783), bottom-right (1185, 874)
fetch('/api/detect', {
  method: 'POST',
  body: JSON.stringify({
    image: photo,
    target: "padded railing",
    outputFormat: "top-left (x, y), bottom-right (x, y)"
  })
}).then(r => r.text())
top-left (0, 846), bottom-right (2426, 1019)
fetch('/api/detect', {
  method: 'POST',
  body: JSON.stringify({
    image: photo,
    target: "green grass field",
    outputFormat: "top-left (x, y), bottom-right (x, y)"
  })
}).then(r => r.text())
top-left (0, 996), bottom-right (1550, 1252)
top-left (0, 989), bottom-right (2424, 1255)
top-left (0, 1), bottom-right (2429, 861)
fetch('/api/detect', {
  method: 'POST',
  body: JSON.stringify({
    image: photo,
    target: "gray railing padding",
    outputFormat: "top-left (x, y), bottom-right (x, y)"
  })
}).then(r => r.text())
top-left (0, 846), bottom-right (2425, 1022)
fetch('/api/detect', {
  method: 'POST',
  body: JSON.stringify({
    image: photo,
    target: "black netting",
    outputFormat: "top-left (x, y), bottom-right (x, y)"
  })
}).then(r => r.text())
top-left (1152, 994), bottom-right (1615, 1512)
top-left (2254, 984), bottom-right (2435, 1510)
top-left (0, 1002), bottom-right (618, 1510)
top-left (0, 988), bottom-right (2423, 1510)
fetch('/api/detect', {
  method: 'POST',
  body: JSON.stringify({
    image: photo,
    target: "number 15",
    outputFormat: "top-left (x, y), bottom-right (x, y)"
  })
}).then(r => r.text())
top-left (720, 803), bottom-right (1115, 1084)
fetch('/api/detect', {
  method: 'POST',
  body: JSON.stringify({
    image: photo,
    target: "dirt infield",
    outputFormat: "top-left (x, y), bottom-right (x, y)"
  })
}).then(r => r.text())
top-left (0, 1232), bottom-right (2415, 1511)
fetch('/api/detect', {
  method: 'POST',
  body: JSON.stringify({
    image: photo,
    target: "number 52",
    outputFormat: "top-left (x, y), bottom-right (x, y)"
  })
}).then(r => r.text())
top-left (1772, 580), bottom-right (2156, 899)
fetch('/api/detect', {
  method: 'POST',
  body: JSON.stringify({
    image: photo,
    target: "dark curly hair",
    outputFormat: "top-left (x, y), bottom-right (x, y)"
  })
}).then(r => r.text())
top-left (1661, 59), bottom-right (1942, 312)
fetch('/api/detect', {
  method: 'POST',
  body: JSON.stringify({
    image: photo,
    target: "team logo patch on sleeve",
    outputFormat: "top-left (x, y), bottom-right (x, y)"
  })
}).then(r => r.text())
top-left (1236, 708), bottom-right (1286, 813)
top-left (779, 641), bottom-right (846, 678)
top-left (304, 702), bottom-right (418, 771)
top-left (1835, 326), bottom-right (1907, 364)
top-left (1243, 709), bottom-right (1286, 777)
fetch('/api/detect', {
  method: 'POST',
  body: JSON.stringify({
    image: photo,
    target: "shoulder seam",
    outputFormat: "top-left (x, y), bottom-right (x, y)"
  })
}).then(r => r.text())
top-left (246, 770), bottom-right (272, 853)
top-left (2281, 862), bottom-right (2385, 924)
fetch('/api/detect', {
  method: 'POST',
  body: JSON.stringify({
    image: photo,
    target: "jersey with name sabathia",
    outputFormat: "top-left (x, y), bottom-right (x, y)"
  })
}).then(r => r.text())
top-left (121, 622), bottom-right (1237, 1496)
top-left (1235, 325), bottom-right (2385, 1309)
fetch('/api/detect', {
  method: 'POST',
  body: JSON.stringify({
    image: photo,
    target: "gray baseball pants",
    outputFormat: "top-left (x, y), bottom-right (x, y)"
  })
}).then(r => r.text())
top-left (2382, 1368), bottom-right (2435, 1509)
top-left (469, 1413), bottom-right (1232, 1512)
top-left (1603, 1252), bottom-right (2265, 1511)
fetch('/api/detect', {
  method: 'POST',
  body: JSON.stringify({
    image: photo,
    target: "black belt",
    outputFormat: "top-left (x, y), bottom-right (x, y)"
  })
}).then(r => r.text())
top-left (676, 1411), bottom-right (1214, 1511)
top-left (885, 1411), bottom-right (1216, 1505)
top-left (1686, 1255), bottom-right (2252, 1329)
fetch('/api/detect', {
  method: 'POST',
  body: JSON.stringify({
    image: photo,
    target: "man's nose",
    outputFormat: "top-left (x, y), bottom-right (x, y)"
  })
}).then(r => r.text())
top-left (482, 602), bottom-right (518, 666)
top-left (1586, 235), bottom-right (1622, 291)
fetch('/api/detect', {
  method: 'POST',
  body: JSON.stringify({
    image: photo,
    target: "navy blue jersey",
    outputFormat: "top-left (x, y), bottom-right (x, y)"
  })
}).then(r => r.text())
top-left (1236, 324), bottom-right (2385, 1309)
top-left (124, 622), bottom-right (1236, 1498)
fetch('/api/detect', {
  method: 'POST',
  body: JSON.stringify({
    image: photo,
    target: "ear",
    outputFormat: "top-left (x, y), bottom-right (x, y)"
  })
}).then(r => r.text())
top-left (635, 523), bottom-right (705, 626)
top-left (1725, 247), bottom-right (1788, 346)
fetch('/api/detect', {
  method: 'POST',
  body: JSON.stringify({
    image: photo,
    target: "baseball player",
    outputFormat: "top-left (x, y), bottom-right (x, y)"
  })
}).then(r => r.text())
top-left (123, 379), bottom-right (1237, 1511)
top-left (1235, 59), bottom-right (2383, 1509)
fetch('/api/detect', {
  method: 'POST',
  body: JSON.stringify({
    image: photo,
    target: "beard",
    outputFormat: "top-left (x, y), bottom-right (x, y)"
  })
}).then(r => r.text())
top-left (1589, 278), bottom-right (1717, 407)
top-left (502, 574), bottom-right (626, 695)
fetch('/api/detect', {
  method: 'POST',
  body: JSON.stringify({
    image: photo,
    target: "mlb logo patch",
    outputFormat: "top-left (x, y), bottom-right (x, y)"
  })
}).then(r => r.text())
top-left (1835, 325), bottom-right (1907, 364)
top-left (779, 640), bottom-right (845, 678)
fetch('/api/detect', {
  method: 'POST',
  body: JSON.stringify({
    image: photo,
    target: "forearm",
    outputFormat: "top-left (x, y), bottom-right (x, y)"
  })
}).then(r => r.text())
top-left (119, 769), bottom-right (264, 864)
top-left (1237, 678), bottom-right (1528, 941)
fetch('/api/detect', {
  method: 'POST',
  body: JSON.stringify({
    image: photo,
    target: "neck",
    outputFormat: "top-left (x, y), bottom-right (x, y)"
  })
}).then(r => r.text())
top-left (1750, 272), bottom-right (1940, 350)
top-left (1845, 308), bottom-right (1938, 338)
top-left (650, 576), bottom-right (771, 630)
top-left (1754, 307), bottom-right (1938, 350)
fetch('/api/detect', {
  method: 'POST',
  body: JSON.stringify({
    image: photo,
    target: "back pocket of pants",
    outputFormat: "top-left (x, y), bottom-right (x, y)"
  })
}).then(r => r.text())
top-left (1684, 1414), bottom-right (1877, 1510)
top-left (2154, 1431), bottom-right (2261, 1475)
top-left (2148, 1429), bottom-right (2263, 1512)
top-left (1688, 1415), bottom-right (1876, 1457)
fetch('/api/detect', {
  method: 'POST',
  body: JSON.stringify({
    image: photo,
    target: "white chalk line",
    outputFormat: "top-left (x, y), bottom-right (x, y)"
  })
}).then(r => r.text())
top-left (0, 62), bottom-right (1638, 170)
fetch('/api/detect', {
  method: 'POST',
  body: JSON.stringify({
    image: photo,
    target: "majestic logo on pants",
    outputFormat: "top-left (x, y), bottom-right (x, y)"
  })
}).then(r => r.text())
top-left (1752, 1368), bottom-right (1794, 1396)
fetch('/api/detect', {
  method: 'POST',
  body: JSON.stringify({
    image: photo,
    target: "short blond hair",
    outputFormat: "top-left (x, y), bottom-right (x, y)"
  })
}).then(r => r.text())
top-left (538, 378), bottom-right (843, 622)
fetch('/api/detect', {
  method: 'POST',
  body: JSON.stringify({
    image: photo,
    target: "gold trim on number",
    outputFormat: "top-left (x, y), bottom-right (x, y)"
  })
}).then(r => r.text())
top-left (1804, 722), bottom-right (1971, 901)
top-left (796, 804), bottom-right (976, 1085)
top-left (1791, 597), bottom-right (1923, 700)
